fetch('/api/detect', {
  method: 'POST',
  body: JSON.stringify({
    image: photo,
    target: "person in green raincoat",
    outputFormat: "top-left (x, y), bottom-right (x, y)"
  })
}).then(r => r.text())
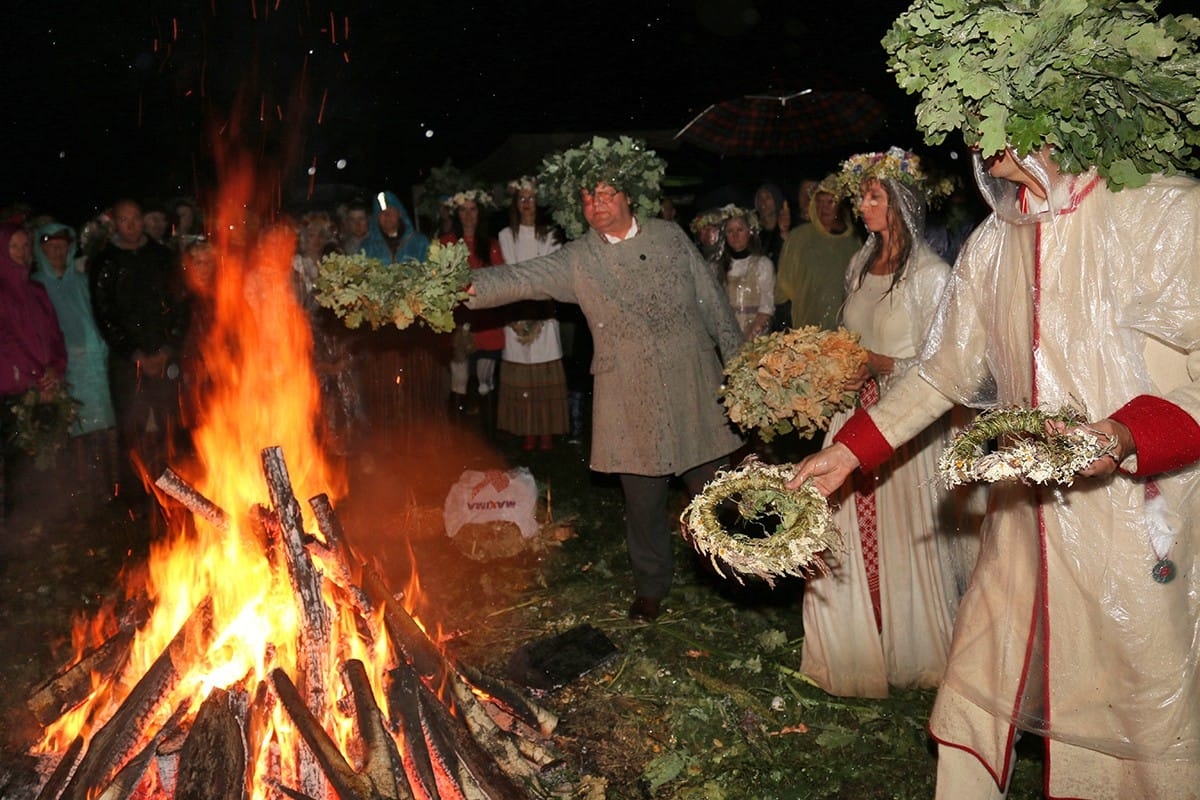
top-left (32, 223), bottom-right (119, 506)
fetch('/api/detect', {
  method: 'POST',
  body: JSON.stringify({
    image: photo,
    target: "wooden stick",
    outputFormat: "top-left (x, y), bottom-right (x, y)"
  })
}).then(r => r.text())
top-left (61, 597), bottom-right (214, 800)
top-left (262, 446), bottom-right (331, 800)
top-left (385, 664), bottom-right (442, 800)
top-left (270, 667), bottom-right (381, 800)
top-left (155, 468), bottom-right (230, 531)
top-left (174, 687), bottom-right (248, 800)
top-left (341, 659), bottom-right (413, 800)
top-left (93, 702), bottom-right (188, 800)
top-left (417, 683), bottom-right (528, 800)
top-left (309, 493), bottom-right (372, 616)
top-left (33, 736), bottom-right (84, 800)
top-left (27, 628), bottom-right (135, 728)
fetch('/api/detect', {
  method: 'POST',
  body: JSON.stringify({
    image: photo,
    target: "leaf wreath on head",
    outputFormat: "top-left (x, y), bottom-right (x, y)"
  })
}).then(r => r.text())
top-left (535, 136), bottom-right (667, 240)
top-left (883, 0), bottom-right (1200, 189)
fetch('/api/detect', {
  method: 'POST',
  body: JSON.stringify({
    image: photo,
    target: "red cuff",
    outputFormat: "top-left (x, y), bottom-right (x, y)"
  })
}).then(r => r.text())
top-left (1109, 395), bottom-right (1200, 476)
top-left (832, 408), bottom-right (894, 472)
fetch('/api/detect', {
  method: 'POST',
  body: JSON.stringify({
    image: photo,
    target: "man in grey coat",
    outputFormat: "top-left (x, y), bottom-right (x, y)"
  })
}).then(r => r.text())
top-left (467, 179), bottom-right (744, 622)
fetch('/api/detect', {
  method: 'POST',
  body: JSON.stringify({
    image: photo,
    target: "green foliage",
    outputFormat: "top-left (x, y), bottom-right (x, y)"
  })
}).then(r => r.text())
top-left (883, 0), bottom-right (1200, 188)
top-left (3, 386), bottom-right (78, 469)
top-left (313, 240), bottom-right (470, 333)
top-left (535, 135), bottom-right (666, 240)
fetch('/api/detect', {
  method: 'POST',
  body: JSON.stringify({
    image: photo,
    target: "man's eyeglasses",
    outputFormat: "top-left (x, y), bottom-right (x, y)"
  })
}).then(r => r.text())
top-left (583, 188), bottom-right (620, 205)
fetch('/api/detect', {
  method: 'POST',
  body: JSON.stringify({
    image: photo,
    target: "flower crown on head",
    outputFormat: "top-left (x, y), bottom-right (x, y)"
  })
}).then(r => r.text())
top-left (536, 135), bottom-right (667, 240)
top-left (830, 147), bottom-right (954, 204)
top-left (506, 175), bottom-right (537, 195)
top-left (717, 204), bottom-right (761, 234)
top-left (689, 208), bottom-right (726, 234)
top-left (444, 188), bottom-right (497, 212)
top-left (689, 204), bottom-right (760, 235)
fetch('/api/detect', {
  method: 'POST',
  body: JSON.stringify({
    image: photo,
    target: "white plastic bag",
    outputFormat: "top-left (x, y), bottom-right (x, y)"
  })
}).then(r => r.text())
top-left (443, 467), bottom-right (539, 541)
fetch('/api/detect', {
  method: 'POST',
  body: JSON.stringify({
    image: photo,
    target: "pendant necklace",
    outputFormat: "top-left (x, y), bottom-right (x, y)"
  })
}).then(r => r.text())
top-left (1145, 481), bottom-right (1176, 584)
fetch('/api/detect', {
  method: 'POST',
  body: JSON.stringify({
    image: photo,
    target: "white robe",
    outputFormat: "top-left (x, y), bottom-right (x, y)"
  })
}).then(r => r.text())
top-left (803, 241), bottom-right (980, 697)
top-left (860, 170), bottom-right (1200, 798)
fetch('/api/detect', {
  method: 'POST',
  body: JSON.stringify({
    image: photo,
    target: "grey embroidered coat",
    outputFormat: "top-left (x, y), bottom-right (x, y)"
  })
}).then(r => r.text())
top-left (468, 218), bottom-right (744, 475)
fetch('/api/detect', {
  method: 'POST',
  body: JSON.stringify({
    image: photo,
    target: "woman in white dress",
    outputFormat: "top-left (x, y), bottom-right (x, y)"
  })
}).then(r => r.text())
top-left (719, 207), bottom-right (775, 341)
top-left (496, 176), bottom-right (570, 451)
top-left (801, 149), bottom-right (980, 698)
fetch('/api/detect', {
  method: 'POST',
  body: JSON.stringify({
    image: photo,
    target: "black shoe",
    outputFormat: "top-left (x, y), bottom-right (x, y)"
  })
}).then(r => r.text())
top-left (628, 596), bottom-right (662, 623)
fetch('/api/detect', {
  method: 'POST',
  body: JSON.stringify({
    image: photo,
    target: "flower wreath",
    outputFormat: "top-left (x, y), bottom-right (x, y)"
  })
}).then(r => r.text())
top-left (444, 188), bottom-right (497, 212)
top-left (715, 203), bottom-right (761, 234)
top-left (720, 326), bottom-right (867, 442)
top-left (681, 458), bottom-right (843, 588)
top-left (535, 135), bottom-right (667, 240)
top-left (938, 406), bottom-right (1117, 488)
top-left (506, 175), bottom-right (537, 195)
top-left (828, 146), bottom-right (954, 206)
top-left (689, 207), bottom-right (727, 235)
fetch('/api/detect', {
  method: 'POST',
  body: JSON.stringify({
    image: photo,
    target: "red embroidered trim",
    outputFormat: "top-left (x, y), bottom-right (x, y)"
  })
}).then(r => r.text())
top-left (832, 408), bottom-right (893, 472)
top-left (1109, 394), bottom-right (1200, 476)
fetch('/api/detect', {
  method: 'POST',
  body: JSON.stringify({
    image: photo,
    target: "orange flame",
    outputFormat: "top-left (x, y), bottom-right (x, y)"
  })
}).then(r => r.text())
top-left (36, 147), bottom-right (404, 796)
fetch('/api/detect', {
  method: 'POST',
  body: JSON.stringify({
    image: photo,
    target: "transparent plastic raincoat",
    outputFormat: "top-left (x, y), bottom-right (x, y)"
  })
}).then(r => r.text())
top-left (833, 151), bottom-right (1200, 797)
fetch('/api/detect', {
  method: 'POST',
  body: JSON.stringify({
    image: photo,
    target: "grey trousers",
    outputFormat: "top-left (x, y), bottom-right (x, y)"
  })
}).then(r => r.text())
top-left (619, 455), bottom-right (727, 599)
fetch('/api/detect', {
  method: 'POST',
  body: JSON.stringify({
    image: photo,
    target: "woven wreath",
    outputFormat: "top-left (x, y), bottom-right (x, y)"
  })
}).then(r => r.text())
top-left (720, 326), bottom-right (867, 442)
top-left (938, 406), bottom-right (1117, 488)
top-left (680, 458), bottom-right (843, 588)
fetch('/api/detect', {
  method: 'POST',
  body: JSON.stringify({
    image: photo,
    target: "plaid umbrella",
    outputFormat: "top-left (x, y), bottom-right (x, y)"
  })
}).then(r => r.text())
top-left (675, 89), bottom-right (885, 157)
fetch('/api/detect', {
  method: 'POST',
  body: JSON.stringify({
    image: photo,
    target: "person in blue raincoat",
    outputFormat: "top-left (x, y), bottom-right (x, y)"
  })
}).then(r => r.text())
top-left (360, 190), bottom-right (430, 264)
top-left (32, 223), bottom-right (120, 506)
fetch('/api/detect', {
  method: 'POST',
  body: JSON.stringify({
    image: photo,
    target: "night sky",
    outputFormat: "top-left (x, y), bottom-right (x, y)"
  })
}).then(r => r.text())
top-left (4, 0), bottom-right (929, 225)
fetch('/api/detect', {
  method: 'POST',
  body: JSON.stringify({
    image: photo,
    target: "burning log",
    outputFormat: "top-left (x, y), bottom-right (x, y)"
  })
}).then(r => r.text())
top-left (385, 665), bottom-right (441, 800)
top-left (359, 565), bottom-right (557, 743)
top-left (271, 666), bottom-right (413, 800)
top-left (263, 446), bottom-right (332, 799)
top-left (32, 737), bottom-right (83, 800)
top-left (309, 493), bottom-right (372, 617)
top-left (155, 468), bottom-right (231, 531)
top-left (28, 628), bottom-right (136, 728)
top-left (416, 682), bottom-right (527, 800)
top-left (59, 597), bottom-right (215, 800)
top-left (341, 659), bottom-right (410, 800)
top-left (174, 687), bottom-right (248, 800)
top-left (93, 704), bottom-right (188, 800)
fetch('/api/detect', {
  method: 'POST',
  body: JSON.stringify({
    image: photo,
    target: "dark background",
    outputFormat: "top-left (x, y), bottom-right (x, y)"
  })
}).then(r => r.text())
top-left (12, 0), bottom-right (1186, 226)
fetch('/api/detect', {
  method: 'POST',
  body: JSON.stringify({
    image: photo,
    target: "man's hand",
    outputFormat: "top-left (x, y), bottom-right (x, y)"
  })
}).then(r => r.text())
top-left (37, 370), bottom-right (62, 402)
top-left (1056, 417), bottom-right (1135, 478)
top-left (786, 442), bottom-right (860, 496)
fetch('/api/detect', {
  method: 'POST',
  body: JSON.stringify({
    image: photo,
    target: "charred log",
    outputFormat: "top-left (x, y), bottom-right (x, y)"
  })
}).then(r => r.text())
top-left (60, 597), bottom-right (214, 800)
top-left (174, 687), bottom-right (248, 800)
top-left (262, 446), bottom-right (332, 799)
top-left (416, 683), bottom-right (527, 800)
top-left (155, 468), bottom-right (230, 531)
top-left (92, 704), bottom-right (186, 800)
top-left (386, 664), bottom-right (442, 800)
top-left (341, 660), bottom-right (412, 800)
top-left (271, 667), bottom-right (411, 800)
top-left (32, 736), bottom-right (83, 800)
top-left (27, 628), bottom-right (135, 729)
